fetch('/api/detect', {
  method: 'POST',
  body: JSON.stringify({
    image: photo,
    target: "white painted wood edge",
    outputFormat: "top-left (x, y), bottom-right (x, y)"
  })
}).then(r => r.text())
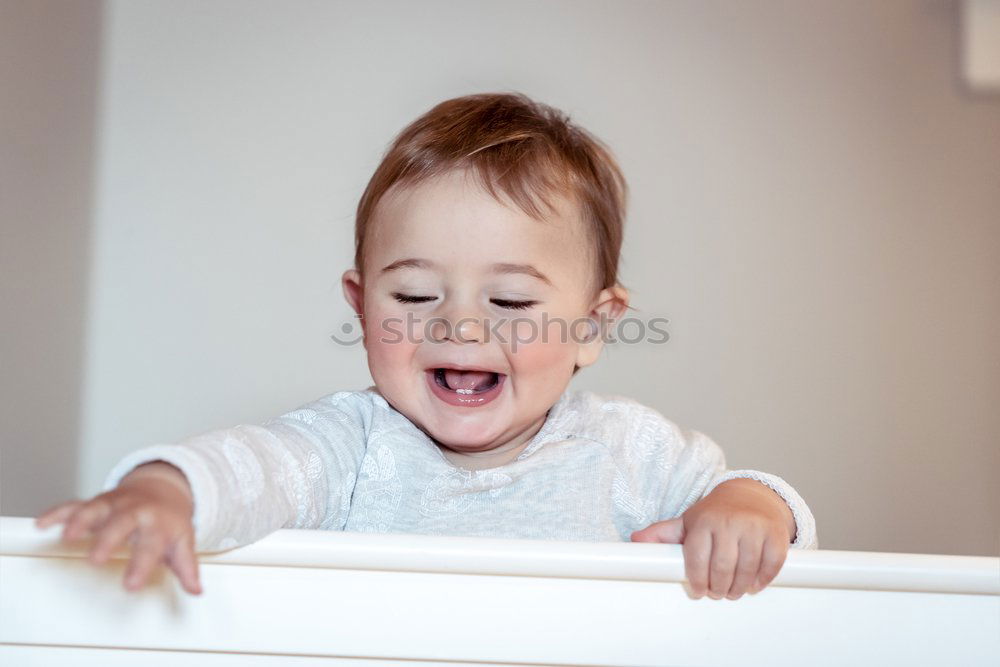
top-left (4, 516), bottom-right (997, 595)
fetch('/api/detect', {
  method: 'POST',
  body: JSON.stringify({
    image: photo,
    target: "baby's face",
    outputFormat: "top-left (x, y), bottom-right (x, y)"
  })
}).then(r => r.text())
top-left (343, 169), bottom-right (623, 460)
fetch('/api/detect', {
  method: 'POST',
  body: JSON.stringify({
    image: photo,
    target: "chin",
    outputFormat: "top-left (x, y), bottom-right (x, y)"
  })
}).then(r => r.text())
top-left (422, 408), bottom-right (511, 449)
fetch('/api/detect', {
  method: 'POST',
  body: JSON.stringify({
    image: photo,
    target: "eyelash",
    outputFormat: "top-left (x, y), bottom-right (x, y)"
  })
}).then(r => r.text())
top-left (492, 298), bottom-right (538, 311)
top-left (392, 294), bottom-right (436, 304)
top-left (391, 293), bottom-right (538, 311)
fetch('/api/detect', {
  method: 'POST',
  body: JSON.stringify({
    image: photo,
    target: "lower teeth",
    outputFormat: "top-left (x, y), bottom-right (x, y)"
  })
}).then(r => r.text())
top-left (435, 369), bottom-right (497, 394)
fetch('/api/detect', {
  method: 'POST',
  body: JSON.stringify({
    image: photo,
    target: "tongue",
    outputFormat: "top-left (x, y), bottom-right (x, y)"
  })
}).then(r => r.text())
top-left (443, 369), bottom-right (495, 392)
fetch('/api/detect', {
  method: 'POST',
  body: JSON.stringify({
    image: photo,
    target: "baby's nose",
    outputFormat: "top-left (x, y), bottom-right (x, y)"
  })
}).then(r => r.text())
top-left (429, 314), bottom-right (486, 343)
top-left (454, 318), bottom-right (485, 343)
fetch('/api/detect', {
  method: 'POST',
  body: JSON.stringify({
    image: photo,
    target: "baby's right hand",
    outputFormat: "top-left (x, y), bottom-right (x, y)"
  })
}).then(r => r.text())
top-left (34, 461), bottom-right (202, 595)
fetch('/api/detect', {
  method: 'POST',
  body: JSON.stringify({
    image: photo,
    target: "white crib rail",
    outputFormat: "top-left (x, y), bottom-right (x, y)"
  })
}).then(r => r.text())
top-left (2, 516), bottom-right (997, 666)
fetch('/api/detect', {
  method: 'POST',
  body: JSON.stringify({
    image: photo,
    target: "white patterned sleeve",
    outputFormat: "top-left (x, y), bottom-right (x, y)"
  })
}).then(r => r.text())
top-left (647, 419), bottom-right (818, 550)
top-left (100, 391), bottom-right (371, 552)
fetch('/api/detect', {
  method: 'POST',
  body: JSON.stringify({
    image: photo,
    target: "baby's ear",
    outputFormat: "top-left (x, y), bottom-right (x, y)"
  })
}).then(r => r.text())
top-left (341, 268), bottom-right (365, 318)
top-left (574, 285), bottom-right (629, 369)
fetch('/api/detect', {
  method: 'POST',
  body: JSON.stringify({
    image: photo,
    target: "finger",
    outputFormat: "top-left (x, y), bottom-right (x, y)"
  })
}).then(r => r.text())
top-left (88, 513), bottom-right (139, 565)
top-left (62, 500), bottom-right (112, 542)
top-left (727, 534), bottom-right (763, 600)
top-left (707, 531), bottom-right (738, 600)
top-left (630, 518), bottom-right (685, 544)
top-left (165, 532), bottom-right (202, 595)
top-left (682, 527), bottom-right (712, 599)
top-left (35, 501), bottom-right (83, 529)
top-left (123, 527), bottom-right (167, 591)
top-left (753, 533), bottom-right (789, 593)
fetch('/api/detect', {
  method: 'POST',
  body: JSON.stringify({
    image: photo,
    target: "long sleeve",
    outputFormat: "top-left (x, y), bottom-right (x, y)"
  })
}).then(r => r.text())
top-left (101, 390), bottom-right (373, 552)
top-left (657, 428), bottom-right (818, 549)
top-left (611, 398), bottom-right (818, 550)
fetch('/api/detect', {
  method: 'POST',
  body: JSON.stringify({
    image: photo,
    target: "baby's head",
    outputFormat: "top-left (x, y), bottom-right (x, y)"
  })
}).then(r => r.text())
top-left (342, 92), bottom-right (630, 461)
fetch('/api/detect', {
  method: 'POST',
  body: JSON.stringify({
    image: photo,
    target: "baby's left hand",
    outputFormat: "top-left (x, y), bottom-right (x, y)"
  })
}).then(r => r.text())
top-left (630, 478), bottom-right (796, 600)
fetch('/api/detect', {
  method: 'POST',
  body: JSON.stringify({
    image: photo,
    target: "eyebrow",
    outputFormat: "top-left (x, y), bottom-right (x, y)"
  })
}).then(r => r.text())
top-left (380, 258), bottom-right (433, 273)
top-left (492, 262), bottom-right (552, 286)
top-left (380, 258), bottom-right (552, 285)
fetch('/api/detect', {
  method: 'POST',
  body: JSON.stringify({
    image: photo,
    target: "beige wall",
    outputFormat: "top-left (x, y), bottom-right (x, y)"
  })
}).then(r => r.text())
top-left (0, 0), bottom-right (102, 521)
top-left (2, 0), bottom-right (997, 556)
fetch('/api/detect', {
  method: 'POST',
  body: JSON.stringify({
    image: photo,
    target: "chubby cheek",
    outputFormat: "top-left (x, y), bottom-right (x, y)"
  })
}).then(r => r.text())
top-left (363, 305), bottom-right (422, 392)
top-left (504, 319), bottom-right (577, 395)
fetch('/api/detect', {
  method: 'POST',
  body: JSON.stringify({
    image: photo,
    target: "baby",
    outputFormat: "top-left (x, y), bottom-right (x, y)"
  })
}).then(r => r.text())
top-left (36, 92), bottom-right (817, 600)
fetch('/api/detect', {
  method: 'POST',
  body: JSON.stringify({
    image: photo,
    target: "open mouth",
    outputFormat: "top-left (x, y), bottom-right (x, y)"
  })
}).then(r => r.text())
top-left (434, 368), bottom-right (500, 394)
top-left (426, 367), bottom-right (506, 407)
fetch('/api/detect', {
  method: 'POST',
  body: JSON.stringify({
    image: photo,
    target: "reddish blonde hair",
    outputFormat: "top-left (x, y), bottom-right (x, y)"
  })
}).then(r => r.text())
top-left (354, 92), bottom-right (628, 293)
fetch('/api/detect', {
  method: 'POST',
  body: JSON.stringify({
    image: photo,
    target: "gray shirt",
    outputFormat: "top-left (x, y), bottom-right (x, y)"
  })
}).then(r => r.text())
top-left (102, 387), bottom-right (817, 552)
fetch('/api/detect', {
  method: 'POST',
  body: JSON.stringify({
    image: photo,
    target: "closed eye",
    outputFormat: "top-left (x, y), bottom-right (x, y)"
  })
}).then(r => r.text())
top-left (491, 298), bottom-right (538, 311)
top-left (392, 293), bottom-right (437, 304)
top-left (392, 293), bottom-right (538, 310)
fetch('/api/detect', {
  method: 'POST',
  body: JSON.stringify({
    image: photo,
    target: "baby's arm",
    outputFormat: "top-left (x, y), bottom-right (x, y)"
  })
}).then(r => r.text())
top-left (35, 390), bottom-right (372, 592)
top-left (626, 418), bottom-right (817, 600)
top-left (99, 391), bottom-right (372, 550)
